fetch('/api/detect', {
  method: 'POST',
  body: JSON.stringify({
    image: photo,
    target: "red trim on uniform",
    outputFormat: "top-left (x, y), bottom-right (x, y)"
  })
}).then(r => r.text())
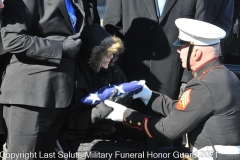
top-left (194, 58), bottom-right (218, 71)
top-left (200, 65), bottom-right (222, 80)
top-left (144, 118), bottom-right (153, 138)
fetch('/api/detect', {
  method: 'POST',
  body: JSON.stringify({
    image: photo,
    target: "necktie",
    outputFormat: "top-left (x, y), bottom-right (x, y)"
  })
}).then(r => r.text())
top-left (65, 0), bottom-right (77, 33)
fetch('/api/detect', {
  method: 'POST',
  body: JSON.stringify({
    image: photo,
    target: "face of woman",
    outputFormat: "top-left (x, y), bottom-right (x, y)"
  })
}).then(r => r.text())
top-left (101, 54), bottom-right (114, 69)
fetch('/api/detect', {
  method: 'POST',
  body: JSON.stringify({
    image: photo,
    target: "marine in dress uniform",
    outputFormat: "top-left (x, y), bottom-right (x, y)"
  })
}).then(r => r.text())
top-left (104, 19), bottom-right (240, 160)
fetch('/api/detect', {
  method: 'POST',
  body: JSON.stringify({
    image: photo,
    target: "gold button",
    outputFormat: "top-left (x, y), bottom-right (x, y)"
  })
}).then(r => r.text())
top-left (129, 120), bottom-right (132, 124)
top-left (123, 118), bottom-right (126, 122)
top-left (193, 72), bottom-right (197, 77)
top-left (137, 122), bottom-right (141, 126)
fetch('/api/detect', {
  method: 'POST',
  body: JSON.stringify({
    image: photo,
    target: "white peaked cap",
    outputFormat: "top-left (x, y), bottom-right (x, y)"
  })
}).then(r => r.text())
top-left (175, 18), bottom-right (226, 46)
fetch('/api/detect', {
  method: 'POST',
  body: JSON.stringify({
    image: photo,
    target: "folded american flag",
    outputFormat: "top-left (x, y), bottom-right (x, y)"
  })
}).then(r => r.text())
top-left (81, 80), bottom-right (145, 105)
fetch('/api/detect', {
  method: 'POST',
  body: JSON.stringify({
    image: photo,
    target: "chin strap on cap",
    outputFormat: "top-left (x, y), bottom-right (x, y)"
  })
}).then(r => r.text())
top-left (186, 41), bottom-right (194, 71)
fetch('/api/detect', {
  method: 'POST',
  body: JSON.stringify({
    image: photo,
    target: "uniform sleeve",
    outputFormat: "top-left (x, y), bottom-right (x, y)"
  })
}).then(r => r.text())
top-left (103, 0), bottom-right (123, 38)
top-left (123, 82), bottom-right (214, 142)
top-left (1, 0), bottom-right (62, 64)
top-left (147, 91), bottom-right (177, 117)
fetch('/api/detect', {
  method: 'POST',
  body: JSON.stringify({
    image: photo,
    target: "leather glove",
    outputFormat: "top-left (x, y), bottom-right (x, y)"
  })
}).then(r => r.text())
top-left (104, 100), bottom-right (127, 122)
top-left (108, 89), bottom-right (133, 107)
top-left (62, 33), bottom-right (82, 58)
top-left (133, 81), bottom-right (152, 105)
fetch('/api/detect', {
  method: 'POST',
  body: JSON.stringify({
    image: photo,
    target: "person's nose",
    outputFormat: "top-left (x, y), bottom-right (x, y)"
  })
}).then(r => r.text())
top-left (177, 48), bottom-right (181, 53)
top-left (108, 54), bottom-right (114, 59)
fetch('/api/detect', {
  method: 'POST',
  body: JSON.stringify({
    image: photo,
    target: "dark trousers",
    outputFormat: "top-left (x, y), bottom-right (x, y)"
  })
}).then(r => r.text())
top-left (0, 104), bottom-right (6, 158)
top-left (3, 105), bottom-right (67, 160)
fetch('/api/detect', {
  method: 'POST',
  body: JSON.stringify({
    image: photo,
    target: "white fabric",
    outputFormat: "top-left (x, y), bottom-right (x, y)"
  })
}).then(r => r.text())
top-left (175, 18), bottom-right (226, 45)
top-left (133, 81), bottom-right (152, 105)
top-left (104, 100), bottom-right (127, 122)
top-left (192, 145), bottom-right (240, 160)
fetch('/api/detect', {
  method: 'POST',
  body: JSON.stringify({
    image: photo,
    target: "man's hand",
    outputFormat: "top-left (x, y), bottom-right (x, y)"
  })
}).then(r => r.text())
top-left (108, 89), bottom-right (133, 106)
top-left (104, 100), bottom-right (127, 122)
top-left (62, 33), bottom-right (82, 58)
top-left (133, 82), bottom-right (152, 105)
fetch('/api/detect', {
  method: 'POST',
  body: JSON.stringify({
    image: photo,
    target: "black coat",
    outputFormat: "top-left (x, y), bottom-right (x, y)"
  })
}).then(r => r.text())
top-left (0, 0), bottom-right (99, 108)
top-left (103, 0), bottom-right (233, 100)
top-left (62, 64), bottom-right (127, 133)
top-left (60, 23), bottom-right (127, 142)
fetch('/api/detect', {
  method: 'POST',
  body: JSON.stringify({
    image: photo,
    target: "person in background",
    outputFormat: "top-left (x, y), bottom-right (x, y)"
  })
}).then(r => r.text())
top-left (182, 0), bottom-right (234, 88)
top-left (0, 0), bottom-right (99, 158)
top-left (104, 18), bottom-right (240, 160)
top-left (103, 0), bottom-right (234, 150)
top-left (224, 0), bottom-right (240, 64)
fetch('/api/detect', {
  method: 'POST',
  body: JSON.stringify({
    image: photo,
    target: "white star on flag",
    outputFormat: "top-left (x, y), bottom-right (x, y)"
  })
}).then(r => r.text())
top-left (81, 80), bottom-right (145, 105)
top-left (114, 84), bottom-right (125, 94)
top-left (87, 92), bottom-right (100, 104)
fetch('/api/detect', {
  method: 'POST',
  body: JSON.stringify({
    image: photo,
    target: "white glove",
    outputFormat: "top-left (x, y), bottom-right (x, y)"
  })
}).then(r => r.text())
top-left (104, 100), bottom-right (127, 122)
top-left (133, 80), bottom-right (152, 105)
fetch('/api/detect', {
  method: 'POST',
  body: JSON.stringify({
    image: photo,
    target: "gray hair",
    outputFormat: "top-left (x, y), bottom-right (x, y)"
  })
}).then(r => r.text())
top-left (196, 44), bottom-right (220, 57)
top-left (212, 44), bottom-right (220, 57)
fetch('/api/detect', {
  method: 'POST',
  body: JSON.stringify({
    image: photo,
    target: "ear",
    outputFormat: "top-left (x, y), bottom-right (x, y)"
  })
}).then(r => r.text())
top-left (192, 48), bottom-right (202, 61)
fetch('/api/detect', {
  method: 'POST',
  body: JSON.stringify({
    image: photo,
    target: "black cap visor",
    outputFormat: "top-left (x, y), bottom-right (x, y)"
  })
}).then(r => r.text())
top-left (173, 38), bottom-right (191, 47)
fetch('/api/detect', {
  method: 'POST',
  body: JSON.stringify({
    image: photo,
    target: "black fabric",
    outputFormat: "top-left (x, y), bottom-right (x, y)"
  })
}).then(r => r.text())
top-left (0, 105), bottom-right (5, 134)
top-left (181, 70), bottom-right (194, 83)
top-left (224, 64), bottom-right (240, 79)
top-left (0, 9), bottom-right (5, 56)
top-left (0, 0), bottom-right (99, 108)
top-left (223, 0), bottom-right (240, 65)
top-left (60, 137), bottom-right (146, 160)
top-left (60, 63), bottom-right (130, 141)
top-left (59, 42), bottom-right (139, 157)
top-left (108, 89), bottom-right (133, 107)
top-left (80, 24), bottom-right (113, 57)
top-left (0, 54), bottom-right (11, 141)
top-left (0, 133), bottom-right (5, 158)
top-left (3, 105), bottom-right (67, 159)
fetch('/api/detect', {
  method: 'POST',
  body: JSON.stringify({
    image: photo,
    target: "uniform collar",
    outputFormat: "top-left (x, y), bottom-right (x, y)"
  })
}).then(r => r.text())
top-left (192, 58), bottom-right (222, 78)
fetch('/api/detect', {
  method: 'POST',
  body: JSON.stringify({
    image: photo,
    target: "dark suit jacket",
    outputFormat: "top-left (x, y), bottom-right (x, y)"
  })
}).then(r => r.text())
top-left (0, 0), bottom-right (99, 108)
top-left (103, 0), bottom-right (233, 99)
